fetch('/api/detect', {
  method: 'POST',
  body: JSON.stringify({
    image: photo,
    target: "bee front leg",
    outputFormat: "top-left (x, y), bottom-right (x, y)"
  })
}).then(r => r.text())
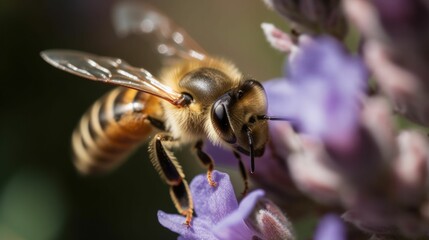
top-left (233, 151), bottom-right (249, 196)
top-left (194, 140), bottom-right (217, 187)
top-left (149, 133), bottom-right (193, 227)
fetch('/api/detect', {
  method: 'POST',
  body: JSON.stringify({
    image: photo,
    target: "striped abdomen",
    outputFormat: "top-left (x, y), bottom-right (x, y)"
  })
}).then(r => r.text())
top-left (72, 87), bottom-right (162, 174)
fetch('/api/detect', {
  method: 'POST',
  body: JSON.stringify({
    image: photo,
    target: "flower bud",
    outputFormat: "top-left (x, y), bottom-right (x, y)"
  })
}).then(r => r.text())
top-left (263, 0), bottom-right (348, 38)
top-left (245, 197), bottom-right (295, 240)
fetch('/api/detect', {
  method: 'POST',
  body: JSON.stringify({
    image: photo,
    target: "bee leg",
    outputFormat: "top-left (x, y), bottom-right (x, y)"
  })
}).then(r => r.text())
top-left (194, 140), bottom-right (217, 187)
top-left (149, 133), bottom-right (193, 227)
top-left (233, 151), bottom-right (249, 196)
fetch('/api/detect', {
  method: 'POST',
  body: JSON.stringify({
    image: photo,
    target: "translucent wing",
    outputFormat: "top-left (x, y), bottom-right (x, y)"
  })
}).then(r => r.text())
top-left (41, 49), bottom-right (186, 106)
top-left (113, 2), bottom-right (207, 62)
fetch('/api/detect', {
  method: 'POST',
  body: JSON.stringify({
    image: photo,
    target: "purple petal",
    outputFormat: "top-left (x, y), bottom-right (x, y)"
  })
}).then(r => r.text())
top-left (213, 190), bottom-right (265, 240)
top-left (190, 171), bottom-right (238, 224)
top-left (284, 37), bottom-right (368, 148)
top-left (236, 190), bottom-right (265, 218)
top-left (157, 210), bottom-right (217, 240)
top-left (314, 214), bottom-right (346, 240)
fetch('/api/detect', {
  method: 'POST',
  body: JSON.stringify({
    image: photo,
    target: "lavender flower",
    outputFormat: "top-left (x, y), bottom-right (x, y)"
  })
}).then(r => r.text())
top-left (259, 36), bottom-right (370, 172)
top-left (284, 36), bottom-right (368, 151)
top-left (158, 171), bottom-right (294, 240)
top-left (263, 0), bottom-right (348, 38)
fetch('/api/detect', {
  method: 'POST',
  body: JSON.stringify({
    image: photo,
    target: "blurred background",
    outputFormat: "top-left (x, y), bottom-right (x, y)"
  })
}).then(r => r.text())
top-left (0, 0), bottom-right (286, 239)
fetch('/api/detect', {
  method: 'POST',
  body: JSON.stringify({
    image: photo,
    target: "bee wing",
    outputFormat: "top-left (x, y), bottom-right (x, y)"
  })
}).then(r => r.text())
top-left (41, 50), bottom-right (184, 105)
top-left (113, 2), bottom-right (207, 62)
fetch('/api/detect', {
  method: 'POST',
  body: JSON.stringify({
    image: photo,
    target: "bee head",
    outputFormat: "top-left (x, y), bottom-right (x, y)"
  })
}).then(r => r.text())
top-left (211, 79), bottom-right (269, 173)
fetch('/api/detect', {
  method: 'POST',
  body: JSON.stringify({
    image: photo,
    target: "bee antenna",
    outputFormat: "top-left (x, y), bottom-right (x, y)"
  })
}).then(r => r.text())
top-left (245, 126), bottom-right (255, 174)
top-left (257, 115), bottom-right (291, 121)
top-left (258, 115), bottom-right (299, 132)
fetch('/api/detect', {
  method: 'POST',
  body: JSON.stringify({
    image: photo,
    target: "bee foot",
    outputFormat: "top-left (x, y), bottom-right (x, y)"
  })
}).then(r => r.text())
top-left (183, 221), bottom-right (192, 228)
top-left (181, 210), bottom-right (193, 228)
top-left (208, 179), bottom-right (217, 187)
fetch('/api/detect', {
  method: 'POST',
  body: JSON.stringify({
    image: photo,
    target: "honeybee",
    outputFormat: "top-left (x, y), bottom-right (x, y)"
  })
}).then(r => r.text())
top-left (41, 2), bottom-right (283, 226)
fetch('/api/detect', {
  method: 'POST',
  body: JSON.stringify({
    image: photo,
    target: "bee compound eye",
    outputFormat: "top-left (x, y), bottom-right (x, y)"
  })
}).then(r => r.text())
top-left (211, 102), bottom-right (236, 144)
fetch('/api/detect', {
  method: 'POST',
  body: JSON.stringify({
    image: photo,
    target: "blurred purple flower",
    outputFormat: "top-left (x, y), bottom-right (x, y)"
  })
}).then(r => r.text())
top-left (314, 214), bottom-right (346, 240)
top-left (277, 37), bottom-right (368, 151)
top-left (158, 171), bottom-right (294, 240)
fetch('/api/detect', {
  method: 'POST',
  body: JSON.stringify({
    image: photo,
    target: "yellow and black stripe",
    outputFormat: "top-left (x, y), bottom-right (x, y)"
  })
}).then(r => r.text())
top-left (72, 87), bottom-right (162, 174)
